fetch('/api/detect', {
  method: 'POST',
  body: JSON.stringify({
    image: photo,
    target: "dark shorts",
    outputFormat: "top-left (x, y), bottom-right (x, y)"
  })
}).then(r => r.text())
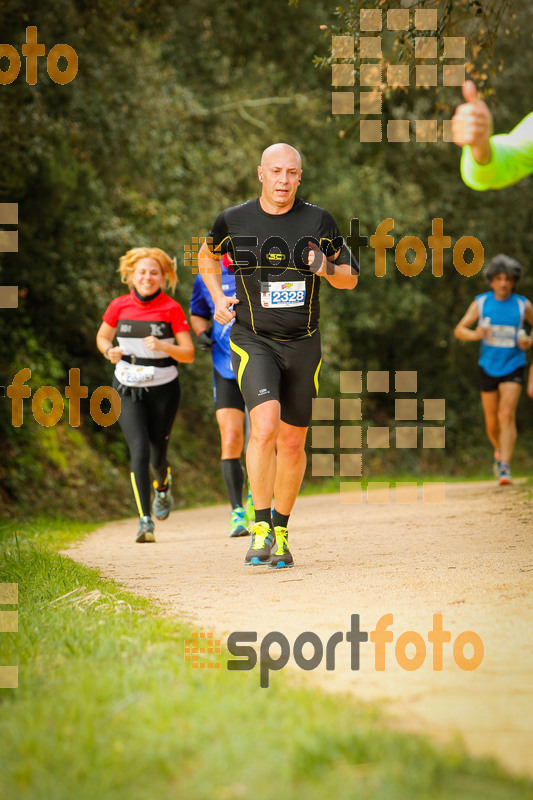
top-left (478, 365), bottom-right (525, 392)
top-left (229, 323), bottom-right (321, 428)
top-left (213, 369), bottom-right (245, 412)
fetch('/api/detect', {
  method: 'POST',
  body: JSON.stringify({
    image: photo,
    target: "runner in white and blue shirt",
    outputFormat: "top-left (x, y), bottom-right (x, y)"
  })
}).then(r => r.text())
top-left (190, 255), bottom-right (254, 537)
top-left (475, 290), bottom-right (528, 377)
top-left (190, 260), bottom-right (237, 386)
top-left (454, 254), bottom-right (533, 485)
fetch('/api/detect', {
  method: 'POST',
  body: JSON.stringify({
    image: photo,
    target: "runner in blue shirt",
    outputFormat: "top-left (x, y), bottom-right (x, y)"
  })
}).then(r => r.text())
top-left (190, 254), bottom-right (254, 536)
top-left (454, 255), bottom-right (533, 484)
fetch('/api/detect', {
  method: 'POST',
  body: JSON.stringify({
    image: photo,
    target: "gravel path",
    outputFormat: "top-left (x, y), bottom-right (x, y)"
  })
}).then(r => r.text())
top-left (63, 480), bottom-right (533, 776)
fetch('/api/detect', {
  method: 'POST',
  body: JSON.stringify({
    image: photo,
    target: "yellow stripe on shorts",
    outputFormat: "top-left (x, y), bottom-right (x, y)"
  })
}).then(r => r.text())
top-left (229, 339), bottom-right (250, 389)
top-left (314, 357), bottom-right (322, 394)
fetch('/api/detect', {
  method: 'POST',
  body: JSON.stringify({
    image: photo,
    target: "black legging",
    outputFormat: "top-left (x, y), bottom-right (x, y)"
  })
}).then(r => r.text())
top-left (114, 377), bottom-right (181, 517)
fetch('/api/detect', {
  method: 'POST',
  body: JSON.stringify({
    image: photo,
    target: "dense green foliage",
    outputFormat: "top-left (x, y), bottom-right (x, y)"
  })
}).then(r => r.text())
top-left (0, 0), bottom-right (531, 518)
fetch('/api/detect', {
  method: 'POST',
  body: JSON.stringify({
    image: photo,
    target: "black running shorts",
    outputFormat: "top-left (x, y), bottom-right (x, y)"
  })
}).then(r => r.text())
top-left (478, 365), bottom-right (525, 392)
top-left (213, 369), bottom-right (245, 412)
top-left (229, 322), bottom-right (321, 427)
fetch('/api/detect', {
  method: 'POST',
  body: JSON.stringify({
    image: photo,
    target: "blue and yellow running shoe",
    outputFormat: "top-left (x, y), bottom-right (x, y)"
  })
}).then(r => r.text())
top-left (152, 469), bottom-right (173, 521)
top-left (229, 506), bottom-right (249, 537)
top-left (269, 526), bottom-right (294, 569)
top-left (244, 521), bottom-right (274, 565)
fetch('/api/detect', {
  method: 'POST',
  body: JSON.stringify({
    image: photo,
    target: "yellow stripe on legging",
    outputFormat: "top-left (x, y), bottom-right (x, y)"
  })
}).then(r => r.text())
top-left (229, 339), bottom-right (250, 389)
top-left (314, 357), bottom-right (322, 394)
top-left (130, 472), bottom-right (144, 517)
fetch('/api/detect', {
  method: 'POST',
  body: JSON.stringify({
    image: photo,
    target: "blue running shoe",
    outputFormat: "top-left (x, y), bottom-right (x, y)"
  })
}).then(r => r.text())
top-left (498, 463), bottom-right (512, 486)
top-left (136, 516), bottom-right (155, 543)
top-left (244, 521), bottom-right (274, 565)
top-left (230, 506), bottom-right (249, 537)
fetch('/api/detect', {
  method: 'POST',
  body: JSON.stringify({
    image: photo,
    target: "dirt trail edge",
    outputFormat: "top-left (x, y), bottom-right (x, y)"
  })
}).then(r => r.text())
top-left (63, 481), bottom-right (533, 777)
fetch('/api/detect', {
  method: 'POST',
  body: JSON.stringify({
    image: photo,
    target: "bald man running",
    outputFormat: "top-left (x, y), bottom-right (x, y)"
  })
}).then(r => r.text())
top-left (198, 143), bottom-right (359, 569)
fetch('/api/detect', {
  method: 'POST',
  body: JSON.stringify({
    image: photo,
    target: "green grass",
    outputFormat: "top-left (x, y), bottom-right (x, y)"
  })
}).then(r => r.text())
top-left (0, 517), bottom-right (100, 549)
top-left (1, 523), bottom-right (533, 799)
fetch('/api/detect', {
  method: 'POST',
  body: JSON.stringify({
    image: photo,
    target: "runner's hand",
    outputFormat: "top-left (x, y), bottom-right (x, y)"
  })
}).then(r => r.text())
top-left (308, 241), bottom-right (330, 276)
top-left (451, 81), bottom-right (492, 163)
top-left (214, 295), bottom-right (238, 324)
top-left (106, 346), bottom-right (124, 364)
top-left (197, 328), bottom-right (214, 351)
top-left (143, 335), bottom-right (167, 352)
top-left (473, 326), bottom-right (487, 340)
top-left (517, 334), bottom-right (533, 351)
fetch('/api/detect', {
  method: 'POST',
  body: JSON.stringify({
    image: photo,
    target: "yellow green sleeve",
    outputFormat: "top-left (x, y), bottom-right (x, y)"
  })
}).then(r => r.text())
top-left (460, 112), bottom-right (533, 190)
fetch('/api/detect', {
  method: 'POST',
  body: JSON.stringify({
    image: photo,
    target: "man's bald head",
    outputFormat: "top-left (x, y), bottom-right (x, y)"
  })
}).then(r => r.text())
top-left (260, 143), bottom-right (302, 170)
top-left (257, 143), bottom-right (302, 213)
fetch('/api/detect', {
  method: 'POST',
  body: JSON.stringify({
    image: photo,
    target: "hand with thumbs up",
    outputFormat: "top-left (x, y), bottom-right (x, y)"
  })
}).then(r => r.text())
top-left (451, 81), bottom-right (493, 165)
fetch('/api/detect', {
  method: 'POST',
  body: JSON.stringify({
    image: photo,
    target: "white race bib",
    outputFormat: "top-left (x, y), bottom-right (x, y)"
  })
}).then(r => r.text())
top-left (486, 325), bottom-right (516, 348)
top-left (260, 281), bottom-right (306, 308)
top-left (116, 362), bottom-right (156, 386)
